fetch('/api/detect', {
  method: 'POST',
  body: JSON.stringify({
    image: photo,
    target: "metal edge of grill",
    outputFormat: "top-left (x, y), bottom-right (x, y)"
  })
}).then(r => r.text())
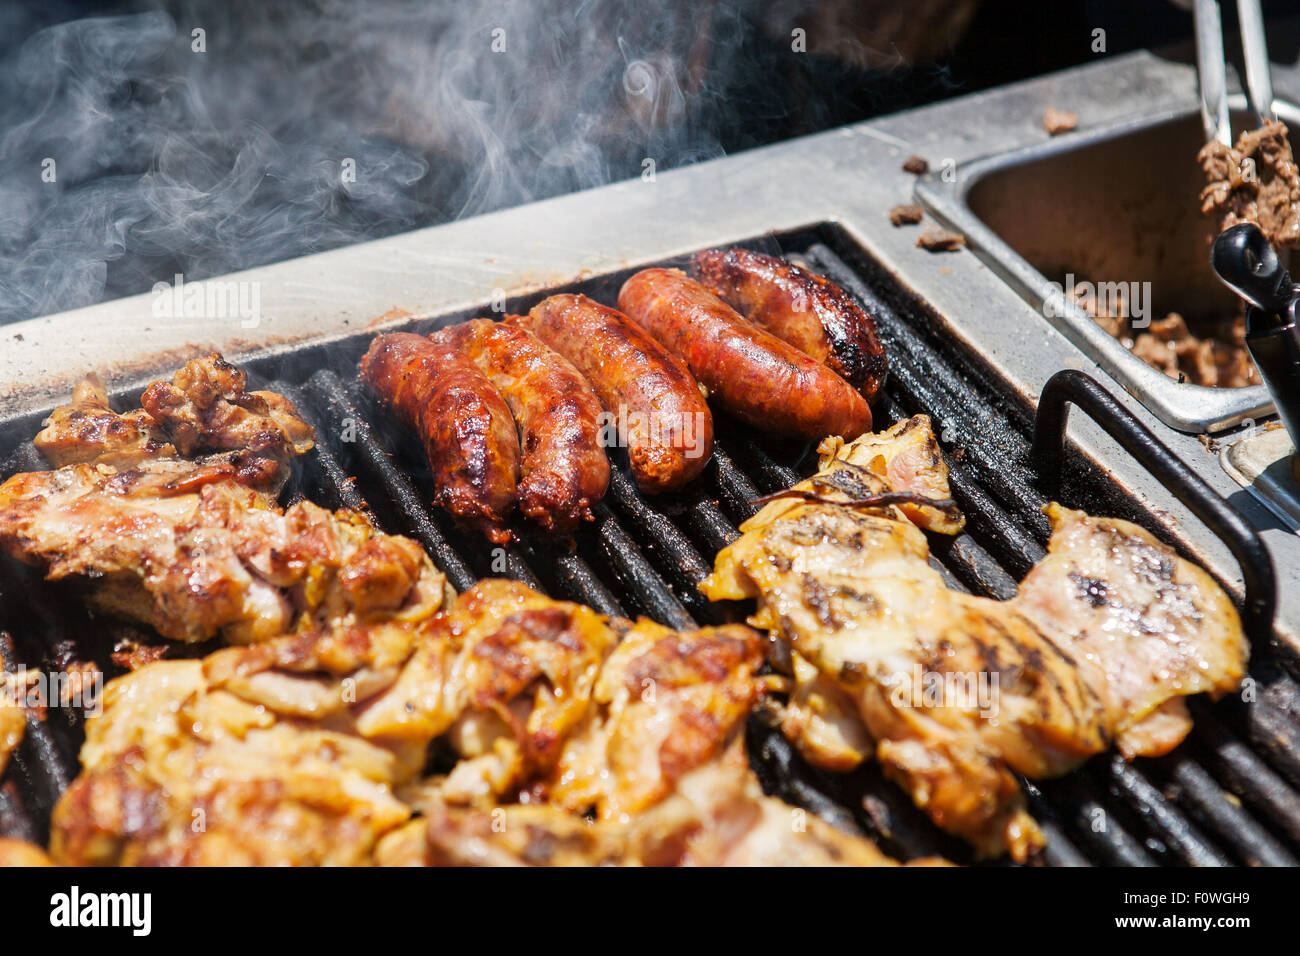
top-left (2, 224), bottom-right (1299, 868)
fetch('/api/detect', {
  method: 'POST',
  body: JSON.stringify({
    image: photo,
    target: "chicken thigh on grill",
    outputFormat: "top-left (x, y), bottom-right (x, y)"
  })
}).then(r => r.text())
top-left (703, 415), bottom-right (1248, 860)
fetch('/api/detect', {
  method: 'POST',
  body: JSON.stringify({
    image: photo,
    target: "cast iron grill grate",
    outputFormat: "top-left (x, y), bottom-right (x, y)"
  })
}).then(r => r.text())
top-left (3, 230), bottom-right (1300, 867)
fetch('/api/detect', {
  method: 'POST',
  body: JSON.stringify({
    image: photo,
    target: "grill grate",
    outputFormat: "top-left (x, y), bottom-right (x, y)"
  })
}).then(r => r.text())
top-left (2, 228), bottom-right (1300, 866)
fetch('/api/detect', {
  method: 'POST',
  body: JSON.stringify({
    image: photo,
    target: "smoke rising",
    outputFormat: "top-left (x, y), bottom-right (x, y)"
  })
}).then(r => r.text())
top-left (0, 0), bottom-right (758, 324)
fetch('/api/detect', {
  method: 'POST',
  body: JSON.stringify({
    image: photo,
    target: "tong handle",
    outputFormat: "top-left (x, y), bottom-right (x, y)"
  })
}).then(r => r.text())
top-left (1192, 0), bottom-right (1276, 144)
top-left (1237, 0), bottom-right (1275, 124)
top-left (1211, 222), bottom-right (1296, 316)
top-left (1195, 0), bottom-right (1233, 145)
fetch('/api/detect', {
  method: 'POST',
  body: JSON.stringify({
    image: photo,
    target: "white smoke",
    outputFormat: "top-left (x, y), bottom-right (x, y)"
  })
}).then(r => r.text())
top-left (0, 0), bottom-right (756, 323)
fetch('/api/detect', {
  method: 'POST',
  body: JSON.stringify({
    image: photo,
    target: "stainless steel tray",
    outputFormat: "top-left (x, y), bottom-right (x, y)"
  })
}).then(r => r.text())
top-left (917, 96), bottom-right (1300, 434)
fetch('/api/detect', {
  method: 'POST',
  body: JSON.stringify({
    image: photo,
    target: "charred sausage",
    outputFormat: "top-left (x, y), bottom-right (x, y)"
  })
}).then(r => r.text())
top-left (690, 247), bottom-right (888, 400)
top-left (510, 295), bottom-right (713, 494)
top-left (432, 319), bottom-right (609, 532)
top-left (617, 269), bottom-right (872, 440)
top-left (360, 332), bottom-right (519, 543)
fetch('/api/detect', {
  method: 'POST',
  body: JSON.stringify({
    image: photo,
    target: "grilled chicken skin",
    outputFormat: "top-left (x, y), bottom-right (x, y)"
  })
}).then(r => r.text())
top-left (3, 355), bottom-right (449, 646)
top-left (0, 670), bottom-right (35, 780)
top-left (34, 354), bottom-right (314, 494)
top-left (378, 743), bottom-right (943, 867)
top-left (51, 633), bottom-right (433, 866)
top-left (544, 616), bottom-right (765, 820)
top-left (433, 320), bottom-right (610, 533)
top-left (433, 579), bottom-right (623, 803)
top-left (34, 374), bottom-right (176, 468)
top-left (51, 581), bottom-right (634, 865)
top-left (691, 247), bottom-right (888, 400)
top-left (425, 580), bottom-right (764, 812)
top-left (360, 333), bottom-right (521, 543)
top-left (1017, 504), bottom-right (1247, 760)
top-left (618, 268), bottom-right (873, 440)
top-left (703, 415), bottom-right (1248, 860)
top-left (0, 838), bottom-right (54, 867)
top-left (139, 354), bottom-right (315, 462)
top-left (50, 579), bottom-right (856, 867)
top-left (0, 469), bottom-right (448, 644)
top-left (510, 295), bottom-right (714, 494)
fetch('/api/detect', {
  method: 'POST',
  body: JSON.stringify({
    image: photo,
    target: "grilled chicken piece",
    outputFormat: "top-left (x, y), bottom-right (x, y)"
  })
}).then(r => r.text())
top-left (378, 743), bottom-right (935, 867)
top-left (48, 579), bottom-right (776, 866)
top-left (36, 354), bottom-right (314, 493)
top-left (141, 354), bottom-right (315, 457)
top-left (0, 671), bottom-right (35, 779)
top-left (772, 650), bottom-right (873, 772)
top-left (49, 613), bottom-right (463, 866)
top-left (702, 416), bottom-right (1248, 860)
top-left (434, 579), bottom-right (623, 803)
top-left (417, 583), bottom-right (769, 819)
top-left (0, 838), bottom-right (54, 866)
top-left (34, 374), bottom-right (176, 468)
top-left (545, 617), bottom-right (764, 821)
top-left (0, 469), bottom-right (448, 644)
top-left (1016, 504), bottom-right (1247, 759)
top-left (48, 574), bottom-right (919, 867)
top-left (806, 416), bottom-right (966, 534)
top-left (51, 582), bottom-right (603, 865)
top-left (2, 353), bottom-right (344, 643)
top-left (402, 581), bottom-right (758, 811)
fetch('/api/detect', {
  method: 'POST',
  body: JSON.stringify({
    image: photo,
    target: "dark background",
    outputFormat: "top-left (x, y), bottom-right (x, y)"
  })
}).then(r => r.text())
top-left (0, 0), bottom-right (1294, 325)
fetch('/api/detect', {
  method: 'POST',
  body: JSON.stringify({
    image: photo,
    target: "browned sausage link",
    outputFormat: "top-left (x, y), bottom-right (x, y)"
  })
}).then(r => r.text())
top-left (432, 319), bottom-right (610, 532)
top-left (359, 332), bottom-right (519, 543)
top-left (510, 295), bottom-right (714, 494)
top-left (690, 247), bottom-right (888, 400)
top-left (617, 269), bottom-right (872, 440)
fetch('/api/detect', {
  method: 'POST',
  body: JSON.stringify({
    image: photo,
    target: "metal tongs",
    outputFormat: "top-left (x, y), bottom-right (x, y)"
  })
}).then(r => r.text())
top-left (1212, 224), bottom-right (1300, 450)
top-left (1194, 2), bottom-right (1299, 452)
top-left (1191, 0), bottom-right (1276, 145)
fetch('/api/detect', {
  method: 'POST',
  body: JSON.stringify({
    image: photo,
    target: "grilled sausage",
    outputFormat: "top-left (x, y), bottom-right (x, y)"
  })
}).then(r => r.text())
top-left (690, 247), bottom-right (888, 400)
top-left (360, 332), bottom-right (519, 543)
top-left (433, 319), bottom-right (610, 532)
top-left (617, 269), bottom-right (872, 440)
top-left (510, 295), bottom-right (714, 494)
